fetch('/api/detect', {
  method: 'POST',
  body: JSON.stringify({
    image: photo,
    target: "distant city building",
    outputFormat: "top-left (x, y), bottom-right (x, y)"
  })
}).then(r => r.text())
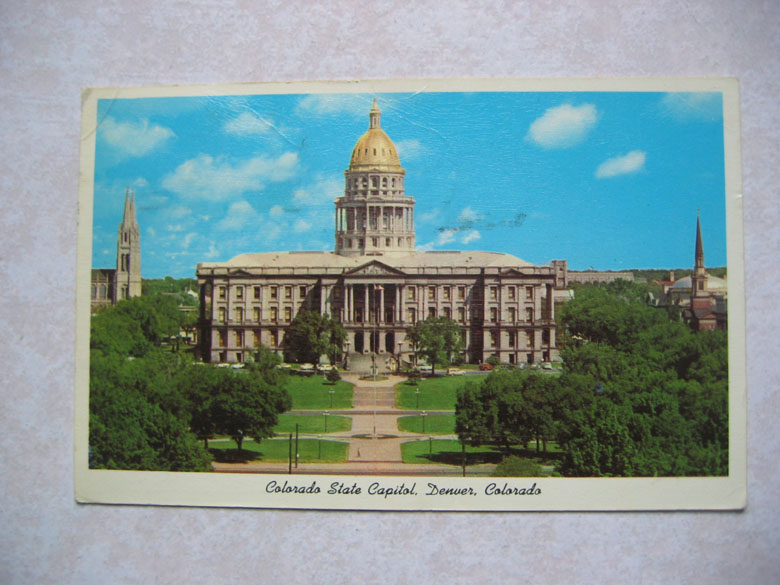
top-left (563, 264), bottom-right (635, 285)
top-left (90, 189), bottom-right (142, 312)
top-left (197, 100), bottom-right (567, 366)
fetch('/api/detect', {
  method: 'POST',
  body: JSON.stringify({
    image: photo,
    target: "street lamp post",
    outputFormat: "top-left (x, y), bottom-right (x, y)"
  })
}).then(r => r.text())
top-left (415, 387), bottom-right (421, 410)
top-left (397, 341), bottom-right (403, 374)
top-left (329, 389), bottom-right (335, 409)
top-left (421, 410), bottom-right (427, 434)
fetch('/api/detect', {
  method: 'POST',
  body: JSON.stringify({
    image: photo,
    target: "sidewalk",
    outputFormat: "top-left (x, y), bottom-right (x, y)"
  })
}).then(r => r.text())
top-left (212, 373), bottom-right (476, 475)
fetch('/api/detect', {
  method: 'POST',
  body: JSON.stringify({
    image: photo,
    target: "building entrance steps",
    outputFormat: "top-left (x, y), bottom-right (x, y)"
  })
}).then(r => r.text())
top-left (345, 352), bottom-right (398, 376)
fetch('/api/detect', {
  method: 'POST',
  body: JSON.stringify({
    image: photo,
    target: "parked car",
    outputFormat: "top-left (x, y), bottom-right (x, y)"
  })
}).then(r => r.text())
top-left (479, 363), bottom-right (493, 371)
top-left (318, 364), bottom-right (336, 372)
top-left (542, 362), bottom-right (553, 370)
top-left (447, 368), bottom-right (465, 376)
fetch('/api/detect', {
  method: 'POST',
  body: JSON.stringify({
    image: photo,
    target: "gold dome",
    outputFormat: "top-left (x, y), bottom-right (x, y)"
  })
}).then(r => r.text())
top-left (348, 99), bottom-right (403, 172)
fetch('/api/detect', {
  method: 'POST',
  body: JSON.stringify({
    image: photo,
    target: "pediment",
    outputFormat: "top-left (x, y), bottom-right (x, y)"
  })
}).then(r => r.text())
top-left (228, 268), bottom-right (255, 277)
top-left (500, 268), bottom-right (529, 277)
top-left (346, 260), bottom-right (406, 277)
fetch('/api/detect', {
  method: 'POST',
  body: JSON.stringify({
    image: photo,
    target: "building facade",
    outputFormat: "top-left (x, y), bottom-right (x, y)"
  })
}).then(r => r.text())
top-left (91, 188), bottom-right (142, 312)
top-left (197, 101), bottom-right (565, 366)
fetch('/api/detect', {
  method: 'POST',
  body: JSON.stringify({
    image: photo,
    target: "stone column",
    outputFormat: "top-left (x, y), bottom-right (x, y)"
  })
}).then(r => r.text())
top-left (379, 285), bottom-right (385, 324)
top-left (395, 285), bottom-right (401, 323)
top-left (347, 284), bottom-right (353, 323)
top-left (363, 284), bottom-right (369, 323)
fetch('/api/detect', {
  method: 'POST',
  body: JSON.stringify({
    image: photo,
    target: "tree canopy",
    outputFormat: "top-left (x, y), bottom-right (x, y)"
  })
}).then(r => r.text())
top-left (455, 281), bottom-right (729, 477)
top-left (281, 310), bottom-right (347, 364)
top-left (407, 316), bottom-right (464, 375)
top-left (89, 294), bottom-right (291, 470)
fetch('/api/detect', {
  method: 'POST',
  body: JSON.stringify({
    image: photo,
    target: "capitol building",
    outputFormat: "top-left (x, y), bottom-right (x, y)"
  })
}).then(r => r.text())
top-left (196, 100), bottom-right (567, 366)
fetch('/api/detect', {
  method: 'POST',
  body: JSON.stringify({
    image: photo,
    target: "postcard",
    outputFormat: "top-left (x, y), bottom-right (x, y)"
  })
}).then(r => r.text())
top-left (75, 78), bottom-right (745, 510)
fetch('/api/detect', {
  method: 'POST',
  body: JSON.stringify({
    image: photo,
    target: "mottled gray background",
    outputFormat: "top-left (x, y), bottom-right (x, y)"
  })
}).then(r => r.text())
top-left (1, 2), bottom-right (778, 583)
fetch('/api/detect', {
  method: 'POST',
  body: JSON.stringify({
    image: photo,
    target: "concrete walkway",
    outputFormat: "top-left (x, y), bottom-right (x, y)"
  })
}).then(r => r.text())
top-left (213, 373), bottom-right (483, 475)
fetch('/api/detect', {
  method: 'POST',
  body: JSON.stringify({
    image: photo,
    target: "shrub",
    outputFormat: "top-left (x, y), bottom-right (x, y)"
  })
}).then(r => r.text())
top-left (326, 368), bottom-right (341, 384)
top-left (492, 456), bottom-right (543, 477)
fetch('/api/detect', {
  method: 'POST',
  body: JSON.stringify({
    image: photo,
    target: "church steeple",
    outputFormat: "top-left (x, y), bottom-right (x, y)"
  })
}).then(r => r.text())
top-left (694, 213), bottom-right (705, 271)
top-left (114, 187), bottom-right (142, 301)
top-left (692, 213), bottom-right (707, 297)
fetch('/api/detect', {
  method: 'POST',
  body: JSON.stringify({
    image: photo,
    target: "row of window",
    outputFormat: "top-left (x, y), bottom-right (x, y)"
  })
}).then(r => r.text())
top-left (214, 328), bottom-right (550, 351)
top-left (217, 285), bottom-right (308, 301)
top-left (349, 175), bottom-right (403, 189)
top-left (488, 330), bottom-right (551, 348)
top-left (342, 236), bottom-right (413, 249)
top-left (215, 303), bottom-right (541, 325)
top-left (217, 306), bottom-right (293, 323)
top-left (214, 284), bottom-right (539, 303)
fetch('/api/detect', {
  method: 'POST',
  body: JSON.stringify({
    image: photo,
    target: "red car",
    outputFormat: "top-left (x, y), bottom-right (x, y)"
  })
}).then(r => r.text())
top-left (479, 363), bottom-right (493, 371)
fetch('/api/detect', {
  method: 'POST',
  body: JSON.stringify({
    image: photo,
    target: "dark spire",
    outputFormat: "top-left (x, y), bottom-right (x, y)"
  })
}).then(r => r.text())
top-left (695, 212), bottom-right (705, 270)
top-left (121, 187), bottom-right (139, 233)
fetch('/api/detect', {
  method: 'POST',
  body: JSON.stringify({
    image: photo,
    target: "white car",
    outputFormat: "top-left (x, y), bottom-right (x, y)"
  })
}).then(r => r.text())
top-left (447, 368), bottom-right (465, 376)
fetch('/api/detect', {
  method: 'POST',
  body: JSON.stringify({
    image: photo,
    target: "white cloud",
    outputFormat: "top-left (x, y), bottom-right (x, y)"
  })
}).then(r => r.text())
top-left (415, 242), bottom-right (435, 252)
top-left (595, 150), bottom-right (647, 179)
top-left (417, 209), bottom-right (440, 223)
top-left (167, 224), bottom-right (184, 232)
top-left (395, 139), bottom-right (425, 160)
top-left (146, 226), bottom-right (156, 237)
top-left (168, 205), bottom-right (192, 219)
top-left (162, 152), bottom-right (299, 200)
top-left (437, 229), bottom-right (457, 245)
top-left (292, 175), bottom-right (343, 205)
top-left (100, 117), bottom-right (174, 157)
top-left (293, 219), bottom-right (312, 233)
top-left (297, 94), bottom-right (369, 116)
top-left (216, 200), bottom-right (261, 231)
top-left (526, 104), bottom-right (598, 148)
top-left (458, 206), bottom-right (483, 225)
top-left (660, 93), bottom-right (722, 121)
top-left (182, 232), bottom-right (197, 250)
top-left (205, 243), bottom-right (220, 258)
top-left (132, 177), bottom-right (149, 188)
top-left (269, 205), bottom-right (285, 218)
top-left (224, 111), bottom-right (275, 135)
top-left (461, 230), bottom-right (481, 244)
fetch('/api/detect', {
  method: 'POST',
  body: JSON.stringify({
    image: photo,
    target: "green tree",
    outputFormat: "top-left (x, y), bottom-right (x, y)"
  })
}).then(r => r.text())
top-left (89, 358), bottom-right (211, 471)
top-left (282, 310), bottom-right (347, 365)
top-left (210, 370), bottom-right (291, 451)
top-left (113, 294), bottom-right (185, 346)
top-left (407, 316), bottom-right (464, 376)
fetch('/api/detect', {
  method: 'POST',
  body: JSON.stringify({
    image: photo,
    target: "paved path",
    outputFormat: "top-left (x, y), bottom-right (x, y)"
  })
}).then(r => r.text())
top-left (213, 373), bottom-right (486, 475)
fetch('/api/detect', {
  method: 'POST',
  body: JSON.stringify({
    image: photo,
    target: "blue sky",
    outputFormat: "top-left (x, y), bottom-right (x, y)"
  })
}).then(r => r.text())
top-left (91, 90), bottom-right (726, 278)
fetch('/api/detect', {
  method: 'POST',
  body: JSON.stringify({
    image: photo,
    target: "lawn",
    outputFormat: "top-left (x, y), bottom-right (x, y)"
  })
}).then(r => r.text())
top-left (273, 413), bottom-right (352, 434)
top-left (284, 377), bottom-right (354, 410)
top-left (397, 414), bottom-right (456, 435)
top-left (401, 439), bottom-right (562, 468)
top-left (395, 375), bottom-right (478, 410)
top-left (210, 438), bottom-right (349, 463)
